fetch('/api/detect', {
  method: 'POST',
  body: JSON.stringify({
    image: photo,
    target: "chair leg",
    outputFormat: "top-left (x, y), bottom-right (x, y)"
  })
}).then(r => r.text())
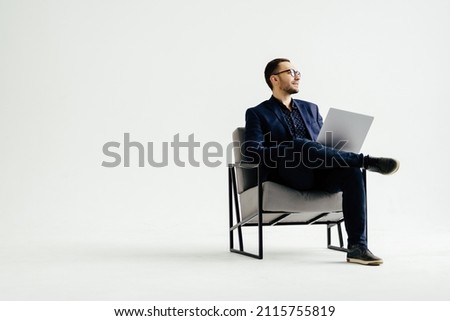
top-left (228, 167), bottom-right (234, 251)
top-left (229, 167), bottom-right (243, 251)
top-left (327, 222), bottom-right (347, 252)
top-left (228, 166), bottom-right (262, 259)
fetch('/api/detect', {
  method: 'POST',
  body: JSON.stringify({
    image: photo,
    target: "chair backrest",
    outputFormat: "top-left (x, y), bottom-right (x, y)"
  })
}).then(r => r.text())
top-left (232, 127), bottom-right (257, 194)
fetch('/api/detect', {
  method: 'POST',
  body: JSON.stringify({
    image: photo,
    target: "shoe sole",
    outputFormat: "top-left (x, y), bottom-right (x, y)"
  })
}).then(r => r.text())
top-left (347, 258), bottom-right (383, 266)
top-left (368, 160), bottom-right (400, 175)
top-left (386, 162), bottom-right (400, 175)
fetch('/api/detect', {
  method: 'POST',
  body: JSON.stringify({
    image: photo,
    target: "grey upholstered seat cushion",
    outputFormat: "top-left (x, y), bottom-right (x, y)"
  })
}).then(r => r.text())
top-left (239, 181), bottom-right (343, 224)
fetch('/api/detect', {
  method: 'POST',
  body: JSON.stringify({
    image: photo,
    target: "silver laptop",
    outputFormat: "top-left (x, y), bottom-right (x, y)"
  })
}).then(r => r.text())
top-left (316, 108), bottom-right (374, 153)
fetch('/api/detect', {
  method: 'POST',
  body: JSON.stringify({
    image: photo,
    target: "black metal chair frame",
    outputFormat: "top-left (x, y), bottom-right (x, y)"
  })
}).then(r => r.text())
top-left (228, 162), bottom-right (368, 259)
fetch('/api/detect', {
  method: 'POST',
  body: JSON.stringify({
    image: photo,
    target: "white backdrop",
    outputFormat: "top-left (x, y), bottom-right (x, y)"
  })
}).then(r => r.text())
top-left (1, 0), bottom-right (450, 300)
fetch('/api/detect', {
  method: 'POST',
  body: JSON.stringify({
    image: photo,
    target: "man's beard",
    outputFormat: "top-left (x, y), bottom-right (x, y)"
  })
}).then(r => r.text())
top-left (285, 86), bottom-right (299, 94)
top-left (281, 81), bottom-right (299, 94)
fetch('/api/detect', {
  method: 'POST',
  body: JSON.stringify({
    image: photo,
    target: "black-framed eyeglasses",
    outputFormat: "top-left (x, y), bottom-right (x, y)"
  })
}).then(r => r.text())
top-left (273, 69), bottom-right (301, 78)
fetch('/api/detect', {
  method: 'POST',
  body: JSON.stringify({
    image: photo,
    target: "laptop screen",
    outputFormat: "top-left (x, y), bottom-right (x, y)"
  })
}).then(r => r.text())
top-left (316, 108), bottom-right (374, 153)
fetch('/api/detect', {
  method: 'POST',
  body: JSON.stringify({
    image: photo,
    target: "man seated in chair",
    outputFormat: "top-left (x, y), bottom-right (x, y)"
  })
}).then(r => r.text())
top-left (243, 58), bottom-right (399, 265)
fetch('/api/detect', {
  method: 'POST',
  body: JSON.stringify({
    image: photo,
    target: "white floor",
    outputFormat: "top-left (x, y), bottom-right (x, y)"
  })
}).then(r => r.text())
top-left (1, 218), bottom-right (449, 301)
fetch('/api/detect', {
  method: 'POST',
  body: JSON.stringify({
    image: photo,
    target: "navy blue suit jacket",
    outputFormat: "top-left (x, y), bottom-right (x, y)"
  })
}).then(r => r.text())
top-left (243, 95), bottom-right (323, 181)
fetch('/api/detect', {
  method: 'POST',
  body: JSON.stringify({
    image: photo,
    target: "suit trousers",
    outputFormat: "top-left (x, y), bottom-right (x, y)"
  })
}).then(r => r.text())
top-left (276, 138), bottom-right (367, 247)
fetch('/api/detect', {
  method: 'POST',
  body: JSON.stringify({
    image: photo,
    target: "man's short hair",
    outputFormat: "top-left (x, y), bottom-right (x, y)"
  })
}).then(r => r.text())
top-left (264, 58), bottom-right (290, 89)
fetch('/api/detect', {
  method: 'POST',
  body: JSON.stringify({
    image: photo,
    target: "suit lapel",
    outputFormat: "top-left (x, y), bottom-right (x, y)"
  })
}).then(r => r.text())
top-left (264, 97), bottom-right (291, 135)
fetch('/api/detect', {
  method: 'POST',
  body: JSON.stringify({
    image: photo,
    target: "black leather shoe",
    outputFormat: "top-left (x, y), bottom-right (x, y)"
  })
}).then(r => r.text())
top-left (347, 245), bottom-right (383, 266)
top-left (364, 156), bottom-right (399, 175)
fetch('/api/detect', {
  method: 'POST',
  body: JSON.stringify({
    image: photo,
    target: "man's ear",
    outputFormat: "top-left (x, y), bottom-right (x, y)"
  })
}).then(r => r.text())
top-left (270, 75), bottom-right (278, 87)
